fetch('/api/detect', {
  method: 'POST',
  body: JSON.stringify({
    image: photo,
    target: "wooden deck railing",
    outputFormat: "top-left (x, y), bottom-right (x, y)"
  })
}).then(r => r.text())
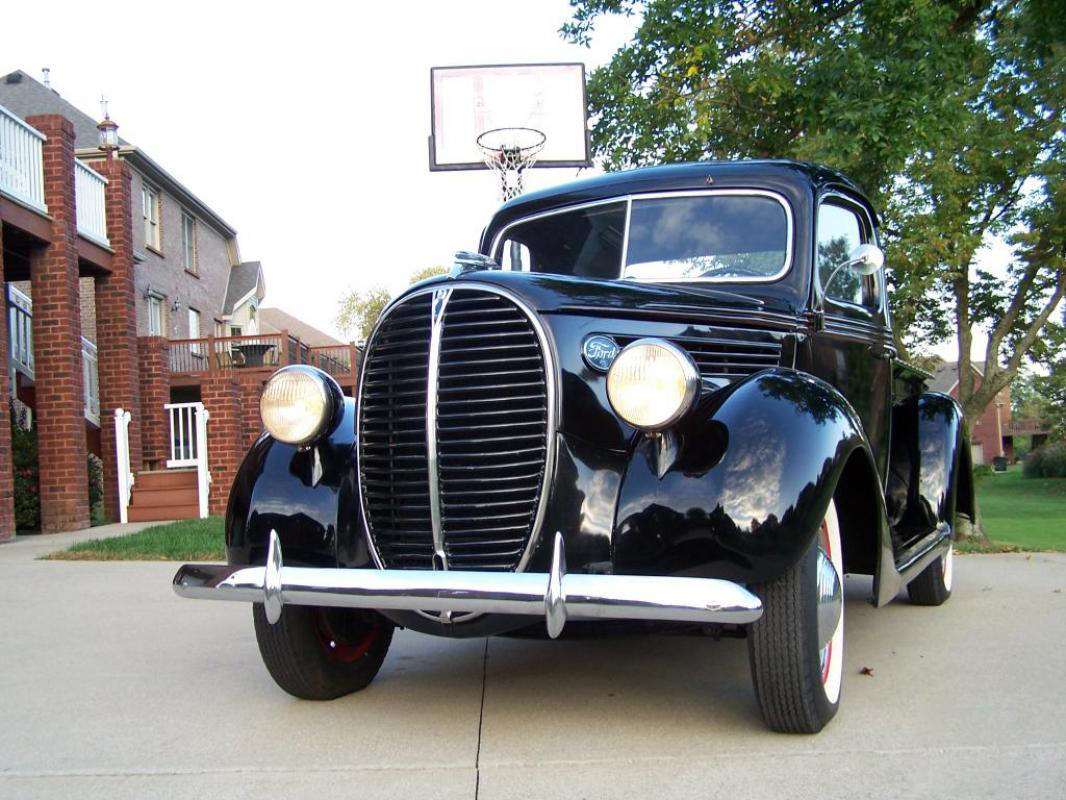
top-left (169, 331), bottom-right (359, 387)
top-left (1004, 417), bottom-right (1052, 436)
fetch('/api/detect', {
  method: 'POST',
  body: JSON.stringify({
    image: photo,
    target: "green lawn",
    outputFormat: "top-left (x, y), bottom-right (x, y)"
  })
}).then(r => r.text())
top-left (46, 517), bottom-right (225, 561)
top-left (40, 467), bottom-right (1065, 560)
top-left (977, 467), bottom-right (1066, 552)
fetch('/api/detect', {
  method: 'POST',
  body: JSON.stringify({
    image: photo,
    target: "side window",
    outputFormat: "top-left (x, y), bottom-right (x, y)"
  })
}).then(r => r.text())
top-left (817, 202), bottom-right (878, 308)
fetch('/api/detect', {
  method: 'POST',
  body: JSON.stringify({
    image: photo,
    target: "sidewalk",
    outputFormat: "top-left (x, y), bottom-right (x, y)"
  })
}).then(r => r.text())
top-left (0, 520), bottom-right (166, 562)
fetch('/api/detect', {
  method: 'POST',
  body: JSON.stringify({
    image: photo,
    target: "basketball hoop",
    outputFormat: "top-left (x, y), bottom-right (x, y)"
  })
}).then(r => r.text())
top-left (476, 127), bottom-right (546, 202)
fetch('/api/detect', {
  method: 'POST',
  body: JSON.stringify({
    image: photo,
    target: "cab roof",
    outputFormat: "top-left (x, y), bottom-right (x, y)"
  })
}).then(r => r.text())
top-left (484, 160), bottom-right (872, 243)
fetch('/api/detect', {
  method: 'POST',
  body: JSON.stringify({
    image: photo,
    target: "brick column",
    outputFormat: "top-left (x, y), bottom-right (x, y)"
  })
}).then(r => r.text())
top-left (201, 372), bottom-right (242, 516)
top-left (138, 336), bottom-right (171, 469)
top-left (0, 224), bottom-right (16, 541)
top-left (26, 115), bottom-right (89, 532)
top-left (238, 375), bottom-right (266, 449)
top-left (88, 157), bottom-right (143, 521)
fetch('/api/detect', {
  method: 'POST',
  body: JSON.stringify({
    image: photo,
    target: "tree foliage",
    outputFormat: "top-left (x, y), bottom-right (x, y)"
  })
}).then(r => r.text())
top-left (564, 0), bottom-right (1066, 425)
top-left (336, 266), bottom-right (450, 343)
top-left (336, 285), bottom-right (392, 345)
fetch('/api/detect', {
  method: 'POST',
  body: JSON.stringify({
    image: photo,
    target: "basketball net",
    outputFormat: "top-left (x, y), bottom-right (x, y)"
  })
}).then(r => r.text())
top-left (477, 127), bottom-right (546, 202)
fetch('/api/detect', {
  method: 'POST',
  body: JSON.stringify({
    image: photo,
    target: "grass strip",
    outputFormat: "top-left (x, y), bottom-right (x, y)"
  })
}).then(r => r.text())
top-left (46, 517), bottom-right (225, 561)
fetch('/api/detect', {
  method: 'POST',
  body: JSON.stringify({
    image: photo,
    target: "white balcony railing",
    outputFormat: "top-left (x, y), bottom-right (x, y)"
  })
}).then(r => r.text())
top-left (7, 284), bottom-right (33, 379)
top-left (75, 160), bottom-right (109, 246)
top-left (6, 285), bottom-right (101, 426)
top-left (0, 103), bottom-right (47, 213)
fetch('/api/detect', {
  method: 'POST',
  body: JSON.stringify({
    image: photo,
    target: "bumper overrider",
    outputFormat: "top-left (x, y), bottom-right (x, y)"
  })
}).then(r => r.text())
top-left (173, 531), bottom-right (763, 637)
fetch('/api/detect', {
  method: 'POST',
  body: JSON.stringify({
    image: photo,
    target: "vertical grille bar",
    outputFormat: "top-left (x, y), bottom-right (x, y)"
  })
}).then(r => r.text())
top-left (426, 288), bottom-right (452, 570)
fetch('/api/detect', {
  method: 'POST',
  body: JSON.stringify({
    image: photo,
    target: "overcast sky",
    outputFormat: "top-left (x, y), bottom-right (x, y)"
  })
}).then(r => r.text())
top-left (4, 0), bottom-right (636, 338)
top-left (4, 1), bottom-right (1003, 361)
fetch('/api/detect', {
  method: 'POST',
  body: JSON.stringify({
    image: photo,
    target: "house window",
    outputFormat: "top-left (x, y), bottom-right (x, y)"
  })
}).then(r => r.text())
top-left (181, 212), bottom-right (197, 274)
top-left (147, 293), bottom-right (165, 336)
top-left (230, 326), bottom-right (242, 337)
top-left (142, 183), bottom-right (161, 250)
top-left (188, 307), bottom-right (203, 356)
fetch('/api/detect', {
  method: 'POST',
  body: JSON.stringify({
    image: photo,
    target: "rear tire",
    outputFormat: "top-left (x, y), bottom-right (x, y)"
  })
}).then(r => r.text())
top-left (253, 604), bottom-right (393, 700)
top-left (748, 499), bottom-right (844, 733)
top-left (906, 540), bottom-right (953, 606)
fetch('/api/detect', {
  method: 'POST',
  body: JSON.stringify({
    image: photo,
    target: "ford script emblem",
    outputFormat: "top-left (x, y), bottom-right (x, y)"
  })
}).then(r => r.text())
top-left (583, 335), bottom-right (620, 372)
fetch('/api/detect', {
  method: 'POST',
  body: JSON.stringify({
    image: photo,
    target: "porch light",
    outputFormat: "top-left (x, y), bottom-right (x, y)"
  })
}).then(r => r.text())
top-left (97, 97), bottom-right (119, 152)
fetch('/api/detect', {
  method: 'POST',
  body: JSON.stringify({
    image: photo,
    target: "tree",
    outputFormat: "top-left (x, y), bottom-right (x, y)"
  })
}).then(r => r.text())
top-left (409, 265), bottom-right (449, 284)
top-left (336, 285), bottom-right (391, 345)
top-left (564, 0), bottom-right (1066, 429)
top-left (1031, 306), bottom-right (1066, 440)
top-left (335, 266), bottom-right (450, 343)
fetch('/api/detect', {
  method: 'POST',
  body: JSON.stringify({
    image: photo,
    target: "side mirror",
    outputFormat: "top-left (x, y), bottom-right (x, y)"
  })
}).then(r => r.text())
top-left (822, 243), bottom-right (884, 299)
top-left (845, 243), bottom-right (884, 276)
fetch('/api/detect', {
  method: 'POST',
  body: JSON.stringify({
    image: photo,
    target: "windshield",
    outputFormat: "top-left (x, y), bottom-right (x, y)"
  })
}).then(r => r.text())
top-left (494, 192), bottom-right (791, 282)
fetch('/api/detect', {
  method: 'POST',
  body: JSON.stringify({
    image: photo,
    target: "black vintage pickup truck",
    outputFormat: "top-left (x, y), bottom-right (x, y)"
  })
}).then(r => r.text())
top-left (174, 161), bottom-right (972, 733)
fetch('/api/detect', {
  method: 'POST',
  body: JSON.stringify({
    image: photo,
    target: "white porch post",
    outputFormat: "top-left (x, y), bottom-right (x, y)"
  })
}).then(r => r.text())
top-left (113, 408), bottom-right (133, 524)
top-left (195, 403), bottom-right (211, 519)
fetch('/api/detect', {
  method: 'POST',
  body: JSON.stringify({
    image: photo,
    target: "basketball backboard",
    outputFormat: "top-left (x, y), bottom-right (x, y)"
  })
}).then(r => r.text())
top-left (429, 63), bottom-right (591, 171)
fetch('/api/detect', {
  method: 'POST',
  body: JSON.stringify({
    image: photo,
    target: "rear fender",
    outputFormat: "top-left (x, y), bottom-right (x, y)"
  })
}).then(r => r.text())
top-left (877, 391), bottom-right (967, 602)
top-left (613, 368), bottom-right (891, 587)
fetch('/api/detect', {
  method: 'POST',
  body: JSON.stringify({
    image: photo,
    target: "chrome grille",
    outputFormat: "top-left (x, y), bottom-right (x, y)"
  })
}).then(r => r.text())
top-left (358, 294), bottom-right (434, 567)
top-left (358, 288), bottom-right (550, 572)
top-left (617, 334), bottom-right (782, 379)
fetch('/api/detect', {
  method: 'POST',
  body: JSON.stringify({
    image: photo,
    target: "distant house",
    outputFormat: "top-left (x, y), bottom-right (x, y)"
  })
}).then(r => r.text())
top-left (259, 307), bottom-right (345, 347)
top-left (0, 69), bottom-right (356, 537)
top-left (930, 361), bottom-right (1050, 464)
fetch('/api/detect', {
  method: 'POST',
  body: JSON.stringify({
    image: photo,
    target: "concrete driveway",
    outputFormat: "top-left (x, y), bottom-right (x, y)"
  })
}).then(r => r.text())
top-left (1, 531), bottom-right (1063, 799)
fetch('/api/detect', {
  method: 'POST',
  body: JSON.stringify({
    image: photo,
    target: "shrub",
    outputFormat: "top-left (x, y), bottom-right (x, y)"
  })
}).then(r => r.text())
top-left (972, 463), bottom-right (994, 482)
top-left (88, 453), bottom-right (106, 526)
top-left (10, 401), bottom-right (111, 530)
top-left (11, 401), bottom-right (40, 531)
top-left (1023, 441), bottom-right (1066, 479)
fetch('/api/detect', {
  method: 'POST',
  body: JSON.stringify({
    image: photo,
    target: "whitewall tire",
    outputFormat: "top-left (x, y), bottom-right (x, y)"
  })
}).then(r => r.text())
top-left (748, 498), bottom-right (844, 733)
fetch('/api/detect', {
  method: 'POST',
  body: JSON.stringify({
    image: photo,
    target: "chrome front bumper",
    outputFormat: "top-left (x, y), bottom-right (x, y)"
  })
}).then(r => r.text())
top-left (172, 530), bottom-right (763, 638)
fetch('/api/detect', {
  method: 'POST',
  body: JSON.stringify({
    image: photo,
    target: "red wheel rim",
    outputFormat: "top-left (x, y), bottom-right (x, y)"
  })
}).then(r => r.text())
top-left (312, 610), bottom-right (381, 663)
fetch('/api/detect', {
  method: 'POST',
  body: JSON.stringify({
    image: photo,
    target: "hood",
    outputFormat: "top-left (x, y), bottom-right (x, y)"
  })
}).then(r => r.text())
top-left (407, 270), bottom-right (805, 331)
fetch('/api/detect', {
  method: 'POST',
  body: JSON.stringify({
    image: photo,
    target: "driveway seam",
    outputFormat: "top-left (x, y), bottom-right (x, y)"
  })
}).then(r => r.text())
top-left (474, 637), bottom-right (489, 800)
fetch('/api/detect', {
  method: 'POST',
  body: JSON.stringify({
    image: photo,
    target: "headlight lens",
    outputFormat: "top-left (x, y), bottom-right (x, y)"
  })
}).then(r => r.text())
top-left (606, 339), bottom-right (699, 430)
top-left (260, 366), bottom-right (334, 445)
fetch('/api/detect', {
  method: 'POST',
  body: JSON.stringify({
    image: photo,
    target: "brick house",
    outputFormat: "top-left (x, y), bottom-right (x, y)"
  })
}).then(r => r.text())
top-left (930, 361), bottom-right (1011, 465)
top-left (0, 70), bottom-right (357, 538)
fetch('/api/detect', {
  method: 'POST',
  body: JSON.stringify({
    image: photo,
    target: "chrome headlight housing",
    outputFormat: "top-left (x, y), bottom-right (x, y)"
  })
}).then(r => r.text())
top-left (260, 366), bottom-right (337, 445)
top-left (606, 339), bottom-right (700, 431)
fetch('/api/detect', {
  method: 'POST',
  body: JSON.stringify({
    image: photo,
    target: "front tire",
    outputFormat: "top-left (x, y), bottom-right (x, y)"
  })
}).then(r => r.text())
top-left (748, 499), bottom-right (844, 733)
top-left (253, 604), bottom-right (393, 700)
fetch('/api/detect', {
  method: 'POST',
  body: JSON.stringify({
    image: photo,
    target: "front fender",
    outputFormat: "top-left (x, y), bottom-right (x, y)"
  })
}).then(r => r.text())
top-left (226, 398), bottom-right (368, 568)
top-left (614, 368), bottom-right (880, 585)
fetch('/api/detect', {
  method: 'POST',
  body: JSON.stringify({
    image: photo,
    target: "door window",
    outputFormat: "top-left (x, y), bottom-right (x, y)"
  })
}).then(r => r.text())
top-left (817, 203), bottom-right (878, 308)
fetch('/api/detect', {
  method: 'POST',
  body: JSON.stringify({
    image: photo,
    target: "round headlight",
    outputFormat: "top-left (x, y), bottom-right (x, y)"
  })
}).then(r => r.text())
top-left (260, 366), bottom-right (335, 445)
top-left (606, 339), bottom-right (699, 431)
